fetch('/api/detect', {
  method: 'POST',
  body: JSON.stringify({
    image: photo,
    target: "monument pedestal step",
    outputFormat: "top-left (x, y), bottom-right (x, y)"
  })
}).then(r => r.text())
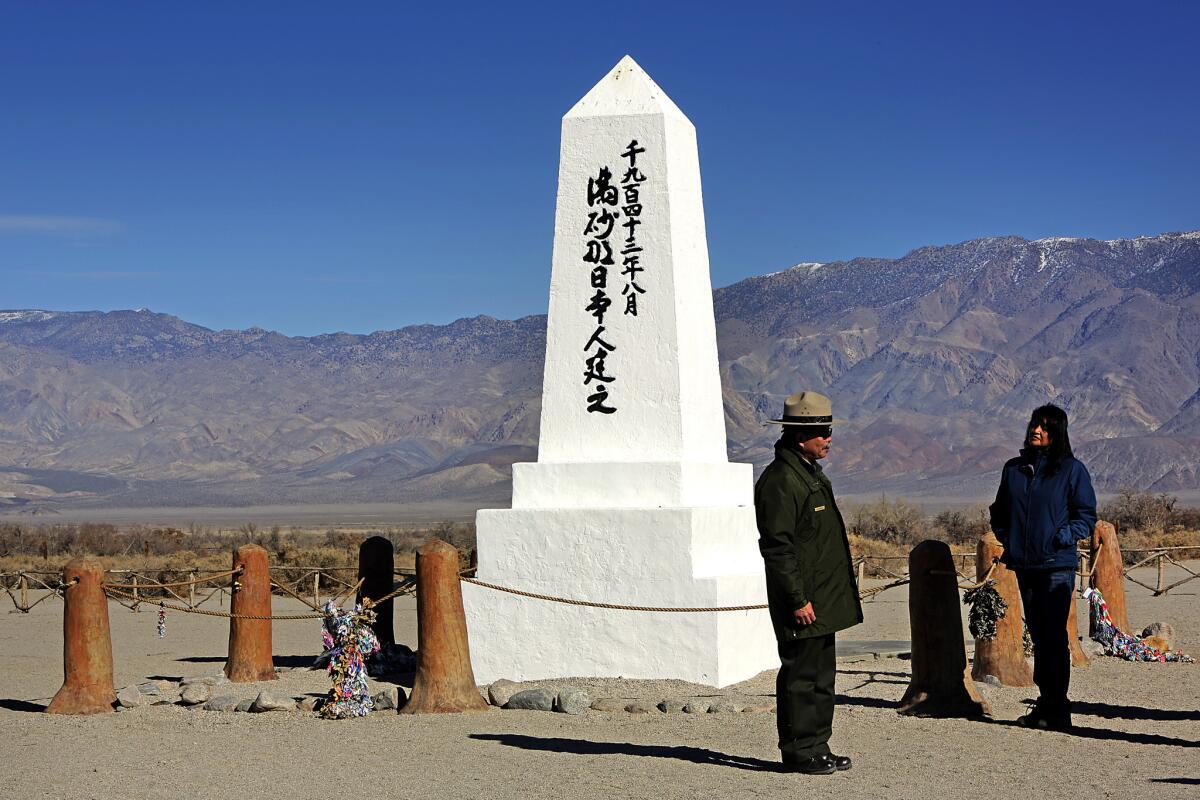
top-left (464, 505), bottom-right (775, 687)
top-left (511, 461), bottom-right (753, 509)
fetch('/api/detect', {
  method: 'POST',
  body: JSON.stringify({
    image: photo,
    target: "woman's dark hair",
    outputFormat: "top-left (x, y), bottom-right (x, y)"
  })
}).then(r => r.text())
top-left (1026, 403), bottom-right (1073, 472)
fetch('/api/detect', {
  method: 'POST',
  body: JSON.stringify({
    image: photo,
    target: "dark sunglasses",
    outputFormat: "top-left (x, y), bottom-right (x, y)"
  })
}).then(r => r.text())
top-left (798, 425), bottom-right (833, 439)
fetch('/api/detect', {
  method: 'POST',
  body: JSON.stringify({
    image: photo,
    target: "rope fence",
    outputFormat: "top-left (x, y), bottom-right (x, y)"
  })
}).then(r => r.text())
top-left (1, 546), bottom-right (1195, 616)
top-left (0, 565), bottom-right (417, 615)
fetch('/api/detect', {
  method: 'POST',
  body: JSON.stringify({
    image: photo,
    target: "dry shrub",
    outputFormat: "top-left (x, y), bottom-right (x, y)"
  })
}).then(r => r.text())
top-left (847, 534), bottom-right (909, 577)
top-left (1112, 526), bottom-right (1200, 563)
top-left (1098, 489), bottom-right (1200, 562)
top-left (846, 497), bottom-right (925, 546)
top-left (1101, 489), bottom-right (1176, 535)
top-left (930, 505), bottom-right (991, 545)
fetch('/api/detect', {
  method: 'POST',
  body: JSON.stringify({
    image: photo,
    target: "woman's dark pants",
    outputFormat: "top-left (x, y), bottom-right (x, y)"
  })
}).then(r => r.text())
top-left (776, 633), bottom-right (836, 762)
top-left (1015, 567), bottom-right (1075, 711)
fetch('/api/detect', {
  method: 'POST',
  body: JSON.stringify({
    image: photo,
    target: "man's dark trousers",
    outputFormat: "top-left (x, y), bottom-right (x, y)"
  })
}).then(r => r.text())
top-left (776, 633), bottom-right (835, 761)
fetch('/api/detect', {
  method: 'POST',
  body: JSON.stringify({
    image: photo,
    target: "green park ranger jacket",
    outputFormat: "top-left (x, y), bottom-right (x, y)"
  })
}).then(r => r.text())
top-left (754, 444), bottom-right (863, 641)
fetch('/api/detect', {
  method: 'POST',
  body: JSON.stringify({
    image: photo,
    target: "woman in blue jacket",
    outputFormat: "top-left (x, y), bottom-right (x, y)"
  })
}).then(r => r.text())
top-left (989, 404), bottom-right (1096, 730)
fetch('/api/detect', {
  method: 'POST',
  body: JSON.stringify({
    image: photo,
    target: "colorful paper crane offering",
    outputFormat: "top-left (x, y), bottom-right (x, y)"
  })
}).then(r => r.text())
top-left (1084, 588), bottom-right (1193, 663)
top-left (317, 600), bottom-right (382, 718)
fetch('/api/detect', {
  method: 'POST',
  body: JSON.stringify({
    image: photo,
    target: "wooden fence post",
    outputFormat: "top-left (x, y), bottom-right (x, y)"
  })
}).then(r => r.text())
top-left (970, 534), bottom-right (1033, 687)
top-left (313, 572), bottom-right (320, 607)
top-left (898, 540), bottom-right (990, 718)
top-left (400, 539), bottom-right (489, 714)
top-left (19, 573), bottom-right (29, 610)
top-left (131, 575), bottom-right (140, 612)
top-left (1156, 553), bottom-right (1166, 595)
top-left (224, 544), bottom-right (277, 682)
top-left (188, 572), bottom-right (196, 608)
top-left (46, 559), bottom-right (116, 715)
top-left (1091, 520), bottom-right (1129, 632)
top-left (358, 536), bottom-right (396, 647)
top-left (1067, 585), bottom-right (1089, 667)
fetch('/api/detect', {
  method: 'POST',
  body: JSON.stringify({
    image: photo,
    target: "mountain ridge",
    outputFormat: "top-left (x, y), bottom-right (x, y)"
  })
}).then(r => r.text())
top-left (2, 230), bottom-right (1198, 513)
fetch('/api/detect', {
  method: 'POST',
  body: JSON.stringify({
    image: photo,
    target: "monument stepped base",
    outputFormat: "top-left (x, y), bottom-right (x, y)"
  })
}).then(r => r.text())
top-left (511, 460), bottom-right (754, 509)
top-left (463, 506), bottom-right (776, 687)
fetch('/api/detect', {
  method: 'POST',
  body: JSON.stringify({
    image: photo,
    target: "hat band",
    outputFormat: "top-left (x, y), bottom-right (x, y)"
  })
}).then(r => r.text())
top-left (781, 414), bottom-right (833, 424)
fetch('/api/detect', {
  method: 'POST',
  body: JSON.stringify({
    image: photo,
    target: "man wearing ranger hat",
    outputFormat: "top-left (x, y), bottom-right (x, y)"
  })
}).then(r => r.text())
top-left (755, 391), bottom-right (862, 775)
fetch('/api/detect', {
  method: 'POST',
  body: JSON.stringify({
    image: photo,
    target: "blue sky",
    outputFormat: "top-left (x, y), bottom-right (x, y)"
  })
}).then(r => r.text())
top-left (2, 1), bottom-right (1197, 336)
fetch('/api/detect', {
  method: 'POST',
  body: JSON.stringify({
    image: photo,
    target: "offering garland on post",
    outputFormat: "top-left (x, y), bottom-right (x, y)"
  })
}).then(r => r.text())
top-left (962, 580), bottom-right (1007, 641)
top-left (317, 600), bottom-right (381, 718)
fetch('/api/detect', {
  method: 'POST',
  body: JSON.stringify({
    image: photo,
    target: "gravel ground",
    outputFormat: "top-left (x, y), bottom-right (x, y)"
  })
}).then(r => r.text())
top-left (1, 564), bottom-right (1196, 799)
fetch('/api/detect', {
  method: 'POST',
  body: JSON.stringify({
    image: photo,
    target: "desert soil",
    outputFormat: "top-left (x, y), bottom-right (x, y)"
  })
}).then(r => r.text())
top-left (1, 565), bottom-right (1196, 799)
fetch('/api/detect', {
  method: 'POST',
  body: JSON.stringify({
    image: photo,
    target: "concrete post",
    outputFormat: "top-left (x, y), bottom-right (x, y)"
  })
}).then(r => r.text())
top-left (970, 534), bottom-right (1033, 686)
top-left (401, 539), bottom-right (489, 714)
top-left (357, 535), bottom-right (395, 647)
top-left (46, 559), bottom-right (116, 715)
top-left (224, 544), bottom-right (276, 682)
top-left (898, 540), bottom-right (990, 718)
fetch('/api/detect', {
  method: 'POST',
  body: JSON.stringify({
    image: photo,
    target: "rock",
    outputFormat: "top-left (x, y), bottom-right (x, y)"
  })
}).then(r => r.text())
top-left (297, 696), bottom-right (322, 713)
top-left (1141, 622), bottom-right (1175, 651)
top-left (235, 698), bottom-right (255, 713)
top-left (250, 691), bottom-right (295, 712)
top-left (657, 699), bottom-right (688, 713)
top-left (152, 691), bottom-right (182, 705)
top-left (152, 679), bottom-right (178, 693)
top-left (683, 701), bottom-right (710, 714)
top-left (741, 702), bottom-right (775, 713)
top-left (504, 688), bottom-right (555, 711)
top-left (180, 684), bottom-right (212, 706)
top-left (1142, 636), bottom-right (1172, 653)
top-left (203, 695), bottom-right (240, 712)
top-left (983, 674), bottom-right (1003, 688)
top-left (372, 688), bottom-right (400, 711)
top-left (488, 679), bottom-right (521, 707)
top-left (367, 643), bottom-right (417, 677)
top-left (116, 686), bottom-right (149, 709)
top-left (183, 674), bottom-right (230, 688)
top-left (707, 700), bottom-right (740, 713)
top-left (589, 698), bottom-right (627, 713)
top-left (554, 687), bottom-right (590, 715)
top-left (624, 701), bottom-right (654, 714)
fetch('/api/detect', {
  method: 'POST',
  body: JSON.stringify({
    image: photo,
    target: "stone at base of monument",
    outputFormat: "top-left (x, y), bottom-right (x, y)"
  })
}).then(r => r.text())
top-left (464, 504), bottom-right (775, 687)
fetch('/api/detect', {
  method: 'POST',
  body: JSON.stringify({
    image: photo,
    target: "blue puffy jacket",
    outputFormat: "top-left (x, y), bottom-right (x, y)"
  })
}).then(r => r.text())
top-left (988, 449), bottom-right (1097, 570)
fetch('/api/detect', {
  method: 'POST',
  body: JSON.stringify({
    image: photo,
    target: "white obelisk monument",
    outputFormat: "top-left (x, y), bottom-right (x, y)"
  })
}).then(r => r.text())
top-left (462, 56), bottom-right (775, 687)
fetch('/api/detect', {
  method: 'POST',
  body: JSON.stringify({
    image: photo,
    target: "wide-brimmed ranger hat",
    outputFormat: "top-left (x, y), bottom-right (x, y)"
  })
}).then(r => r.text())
top-left (768, 391), bottom-right (843, 426)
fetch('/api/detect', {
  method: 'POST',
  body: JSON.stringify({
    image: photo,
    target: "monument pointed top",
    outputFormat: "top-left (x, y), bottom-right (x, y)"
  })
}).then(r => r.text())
top-left (565, 55), bottom-right (691, 124)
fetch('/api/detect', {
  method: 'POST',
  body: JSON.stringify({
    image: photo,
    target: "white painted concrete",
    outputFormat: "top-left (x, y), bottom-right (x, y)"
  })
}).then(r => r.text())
top-left (463, 56), bottom-right (776, 687)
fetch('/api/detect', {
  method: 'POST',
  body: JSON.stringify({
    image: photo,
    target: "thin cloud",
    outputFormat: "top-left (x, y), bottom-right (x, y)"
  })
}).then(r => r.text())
top-left (0, 215), bottom-right (125, 236)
